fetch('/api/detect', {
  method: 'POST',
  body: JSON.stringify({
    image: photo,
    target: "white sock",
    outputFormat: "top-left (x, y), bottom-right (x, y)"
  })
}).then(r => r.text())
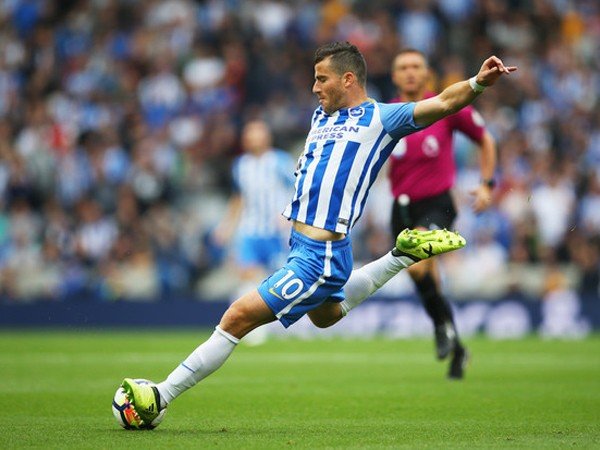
top-left (340, 252), bottom-right (413, 316)
top-left (156, 326), bottom-right (239, 407)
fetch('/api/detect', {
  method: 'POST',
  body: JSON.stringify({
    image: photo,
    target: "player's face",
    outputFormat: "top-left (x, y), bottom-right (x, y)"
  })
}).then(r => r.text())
top-left (392, 52), bottom-right (428, 95)
top-left (312, 58), bottom-right (346, 114)
top-left (242, 121), bottom-right (271, 154)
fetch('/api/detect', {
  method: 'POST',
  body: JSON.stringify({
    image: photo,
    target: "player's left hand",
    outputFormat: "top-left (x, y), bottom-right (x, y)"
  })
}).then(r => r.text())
top-left (470, 185), bottom-right (493, 213)
top-left (475, 56), bottom-right (517, 87)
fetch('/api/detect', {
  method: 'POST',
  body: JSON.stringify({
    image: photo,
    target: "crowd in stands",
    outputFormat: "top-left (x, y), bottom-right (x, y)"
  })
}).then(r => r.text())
top-left (0, 0), bottom-right (598, 301)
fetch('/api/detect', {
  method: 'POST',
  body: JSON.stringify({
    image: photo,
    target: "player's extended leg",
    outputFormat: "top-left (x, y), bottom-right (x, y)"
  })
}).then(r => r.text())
top-left (407, 244), bottom-right (469, 379)
top-left (122, 290), bottom-right (275, 424)
top-left (308, 229), bottom-right (466, 327)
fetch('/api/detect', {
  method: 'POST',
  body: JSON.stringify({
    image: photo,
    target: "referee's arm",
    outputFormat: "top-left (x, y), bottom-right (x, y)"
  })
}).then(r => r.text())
top-left (413, 56), bottom-right (517, 127)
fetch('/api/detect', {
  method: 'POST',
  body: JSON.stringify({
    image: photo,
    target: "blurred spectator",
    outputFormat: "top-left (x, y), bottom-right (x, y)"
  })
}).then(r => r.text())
top-left (213, 120), bottom-right (294, 285)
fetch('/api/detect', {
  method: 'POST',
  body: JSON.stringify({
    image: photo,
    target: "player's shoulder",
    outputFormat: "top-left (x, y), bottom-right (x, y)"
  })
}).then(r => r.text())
top-left (271, 148), bottom-right (293, 160)
top-left (268, 149), bottom-right (295, 170)
top-left (233, 152), bottom-right (247, 164)
top-left (375, 100), bottom-right (415, 117)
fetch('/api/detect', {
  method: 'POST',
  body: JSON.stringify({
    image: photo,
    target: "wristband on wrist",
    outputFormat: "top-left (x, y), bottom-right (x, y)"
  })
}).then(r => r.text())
top-left (482, 178), bottom-right (496, 189)
top-left (469, 76), bottom-right (486, 93)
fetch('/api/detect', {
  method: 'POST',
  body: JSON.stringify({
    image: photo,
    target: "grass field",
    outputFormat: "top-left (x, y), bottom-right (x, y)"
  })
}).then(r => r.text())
top-left (1, 331), bottom-right (599, 449)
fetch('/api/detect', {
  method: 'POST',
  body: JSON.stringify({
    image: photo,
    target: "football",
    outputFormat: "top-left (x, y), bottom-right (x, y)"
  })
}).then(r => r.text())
top-left (111, 379), bottom-right (167, 429)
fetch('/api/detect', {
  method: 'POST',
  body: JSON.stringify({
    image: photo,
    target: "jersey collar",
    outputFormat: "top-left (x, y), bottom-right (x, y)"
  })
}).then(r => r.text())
top-left (326, 100), bottom-right (373, 118)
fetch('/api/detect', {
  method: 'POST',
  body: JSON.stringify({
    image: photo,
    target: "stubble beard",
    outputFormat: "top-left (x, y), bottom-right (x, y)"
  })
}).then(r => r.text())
top-left (322, 89), bottom-right (344, 115)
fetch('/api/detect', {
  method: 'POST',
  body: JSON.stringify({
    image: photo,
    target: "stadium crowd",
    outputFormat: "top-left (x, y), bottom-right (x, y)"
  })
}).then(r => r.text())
top-left (0, 0), bottom-right (598, 301)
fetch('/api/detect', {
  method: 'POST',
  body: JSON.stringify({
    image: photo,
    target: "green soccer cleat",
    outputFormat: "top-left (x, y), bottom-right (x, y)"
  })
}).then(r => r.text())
top-left (393, 228), bottom-right (466, 261)
top-left (121, 378), bottom-right (162, 425)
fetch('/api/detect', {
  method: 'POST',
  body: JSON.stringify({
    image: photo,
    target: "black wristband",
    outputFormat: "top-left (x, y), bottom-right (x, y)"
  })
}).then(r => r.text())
top-left (482, 178), bottom-right (496, 189)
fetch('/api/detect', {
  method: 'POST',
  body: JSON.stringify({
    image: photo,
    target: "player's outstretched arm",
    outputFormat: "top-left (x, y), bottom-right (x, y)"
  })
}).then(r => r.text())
top-left (413, 56), bottom-right (517, 127)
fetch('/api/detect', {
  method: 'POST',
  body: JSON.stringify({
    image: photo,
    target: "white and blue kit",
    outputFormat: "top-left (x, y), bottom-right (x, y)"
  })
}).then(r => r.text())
top-left (258, 100), bottom-right (424, 327)
top-left (232, 149), bottom-right (295, 270)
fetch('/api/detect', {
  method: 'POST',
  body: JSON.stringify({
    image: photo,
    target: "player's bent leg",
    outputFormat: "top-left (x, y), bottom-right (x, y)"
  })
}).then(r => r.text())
top-left (339, 229), bottom-right (466, 317)
top-left (339, 251), bottom-right (411, 316)
top-left (220, 289), bottom-right (277, 339)
top-left (308, 301), bottom-right (343, 328)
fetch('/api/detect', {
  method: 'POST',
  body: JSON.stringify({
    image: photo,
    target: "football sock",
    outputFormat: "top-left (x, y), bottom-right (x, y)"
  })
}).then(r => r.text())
top-left (156, 326), bottom-right (239, 407)
top-left (414, 272), bottom-right (455, 327)
top-left (340, 251), bottom-right (413, 316)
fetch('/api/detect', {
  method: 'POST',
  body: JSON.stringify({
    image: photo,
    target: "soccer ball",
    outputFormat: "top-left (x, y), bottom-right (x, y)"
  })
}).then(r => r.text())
top-left (111, 379), bottom-right (167, 430)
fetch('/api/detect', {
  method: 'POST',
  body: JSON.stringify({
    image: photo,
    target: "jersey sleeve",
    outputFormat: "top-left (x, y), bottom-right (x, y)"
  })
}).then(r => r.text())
top-left (449, 105), bottom-right (486, 143)
top-left (378, 102), bottom-right (425, 140)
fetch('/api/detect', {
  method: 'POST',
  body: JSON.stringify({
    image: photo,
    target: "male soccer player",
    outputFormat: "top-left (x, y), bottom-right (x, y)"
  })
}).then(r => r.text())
top-left (215, 120), bottom-right (295, 282)
top-left (215, 120), bottom-right (295, 344)
top-left (388, 49), bottom-right (497, 379)
top-left (121, 42), bottom-right (515, 424)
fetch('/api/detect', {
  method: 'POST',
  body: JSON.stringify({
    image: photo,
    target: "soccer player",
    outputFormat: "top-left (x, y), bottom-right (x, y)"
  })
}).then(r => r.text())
top-left (121, 42), bottom-right (515, 424)
top-left (214, 120), bottom-right (295, 344)
top-left (215, 120), bottom-right (295, 282)
top-left (388, 49), bottom-right (497, 379)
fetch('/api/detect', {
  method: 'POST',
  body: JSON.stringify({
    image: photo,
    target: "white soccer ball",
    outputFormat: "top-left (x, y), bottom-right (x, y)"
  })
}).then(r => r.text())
top-left (111, 378), bottom-right (167, 430)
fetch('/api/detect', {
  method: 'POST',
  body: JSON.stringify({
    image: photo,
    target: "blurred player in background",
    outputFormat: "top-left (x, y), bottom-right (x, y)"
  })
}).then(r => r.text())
top-left (121, 42), bottom-right (515, 423)
top-left (215, 120), bottom-right (295, 343)
top-left (388, 49), bottom-right (497, 379)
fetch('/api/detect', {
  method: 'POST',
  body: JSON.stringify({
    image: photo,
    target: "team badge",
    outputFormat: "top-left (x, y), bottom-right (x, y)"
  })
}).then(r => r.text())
top-left (349, 106), bottom-right (365, 119)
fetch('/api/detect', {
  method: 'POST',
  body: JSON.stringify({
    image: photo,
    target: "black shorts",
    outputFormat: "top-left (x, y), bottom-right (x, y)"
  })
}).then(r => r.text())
top-left (391, 191), bottom-right (457, 237)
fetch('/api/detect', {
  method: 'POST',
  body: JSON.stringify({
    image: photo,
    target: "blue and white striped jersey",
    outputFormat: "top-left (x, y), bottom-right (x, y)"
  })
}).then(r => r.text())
top-left (283, 100), bottom-right (423, 234)
top-left (232, 149), bottom-right (295, 237)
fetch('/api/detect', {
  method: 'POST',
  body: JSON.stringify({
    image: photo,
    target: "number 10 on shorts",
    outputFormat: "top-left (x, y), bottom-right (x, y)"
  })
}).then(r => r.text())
top-left (271, 269), bottom-right (304, 300)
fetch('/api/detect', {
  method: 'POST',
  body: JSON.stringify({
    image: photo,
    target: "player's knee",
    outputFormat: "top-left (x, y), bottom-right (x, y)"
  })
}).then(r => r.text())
top-left (222, 304), bottom-right (242, 323)
top-left (220, 303), bottom-right (251, 335)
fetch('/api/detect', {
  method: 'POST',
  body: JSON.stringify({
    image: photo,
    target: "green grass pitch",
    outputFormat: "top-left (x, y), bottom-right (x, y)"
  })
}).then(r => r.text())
top-left (1, 331), bottom-right (599, 449)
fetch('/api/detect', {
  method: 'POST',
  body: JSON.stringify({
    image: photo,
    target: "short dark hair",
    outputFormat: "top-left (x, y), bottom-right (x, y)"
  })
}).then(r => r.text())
top-left (314, 42), bottom-right (367, 87)
top-left (394, 48), bottom-right (428, 66)
top-left (396, 48), bottom-right (427, 59)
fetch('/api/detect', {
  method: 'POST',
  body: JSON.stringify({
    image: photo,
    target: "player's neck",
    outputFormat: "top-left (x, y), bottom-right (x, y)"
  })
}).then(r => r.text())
top-left (343, 93), bottom-right (369, 110)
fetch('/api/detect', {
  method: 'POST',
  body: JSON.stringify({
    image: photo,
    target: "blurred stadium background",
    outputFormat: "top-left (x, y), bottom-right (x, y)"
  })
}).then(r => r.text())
top-left (0, 0), bottom-right (599, 338)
